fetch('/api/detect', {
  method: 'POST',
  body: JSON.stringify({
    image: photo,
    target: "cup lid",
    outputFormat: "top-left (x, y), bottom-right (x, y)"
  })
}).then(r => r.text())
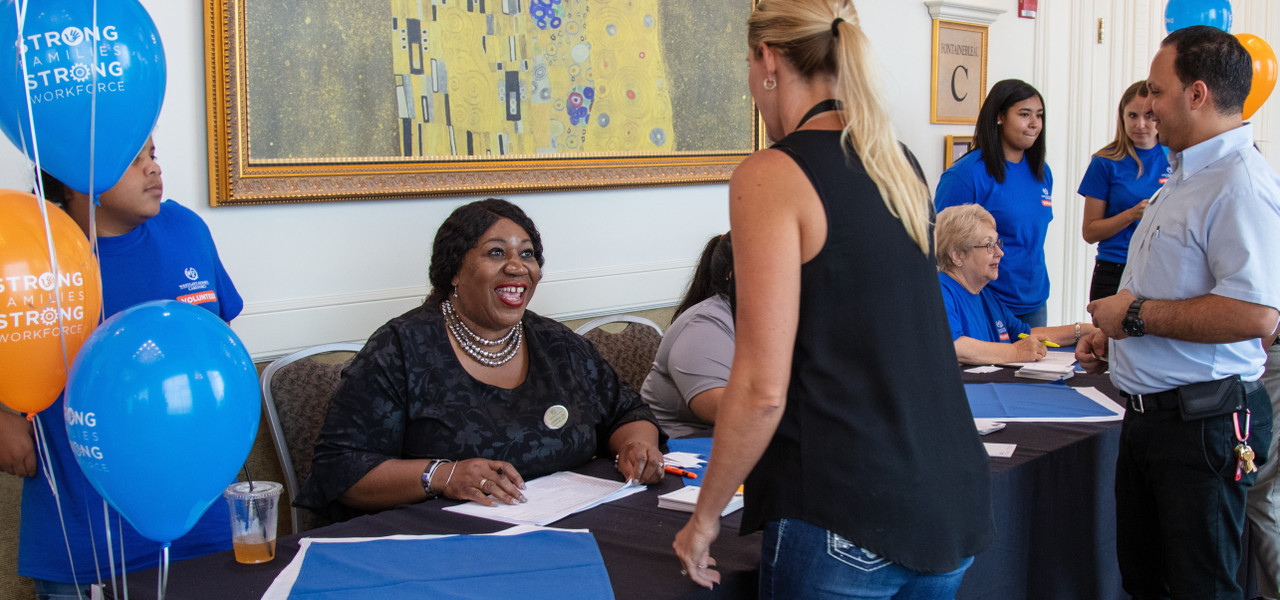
top-left (224, 481), bottom-right (283, 500)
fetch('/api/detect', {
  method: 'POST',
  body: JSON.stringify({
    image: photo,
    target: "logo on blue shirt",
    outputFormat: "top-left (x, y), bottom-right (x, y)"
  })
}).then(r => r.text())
top-left (184, 267), bottom-right (199, 281)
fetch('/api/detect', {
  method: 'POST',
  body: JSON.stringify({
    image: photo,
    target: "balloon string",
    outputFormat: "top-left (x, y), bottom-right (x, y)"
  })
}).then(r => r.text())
top-left (84, 504), bottom-right (103, 593)
top-left (32, 413), bottom-right (87, 600)
top-left (118, 512), bottom-right (129, 600)
top-left (157, 543), bottom-right (170, 600)
top-left (103, 501), bottom-right (119, 600)
top-left (88, 0), bottom-right (98, 205)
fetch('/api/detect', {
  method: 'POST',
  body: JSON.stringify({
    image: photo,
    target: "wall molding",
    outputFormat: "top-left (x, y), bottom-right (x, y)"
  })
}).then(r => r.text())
top-left (923, 1), bottom-right (1005, 25)
top-left (232, 259), bottom-right (694, 361)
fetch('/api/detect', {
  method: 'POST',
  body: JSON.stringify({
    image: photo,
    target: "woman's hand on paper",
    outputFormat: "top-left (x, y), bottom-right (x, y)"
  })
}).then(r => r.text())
top-left (615, 440), bottom-right (665, 484)
top-left (445, 458), bottom-right (526, 506)
top-left (1012, 336), bottom-right (1049, 362)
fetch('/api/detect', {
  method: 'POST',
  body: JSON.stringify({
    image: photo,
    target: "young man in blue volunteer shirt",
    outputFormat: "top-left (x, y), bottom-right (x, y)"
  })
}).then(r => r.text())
top-left (0, 137), bottom-right (242, 599)
top-left (1079, 26), bottom-right (1280, 600)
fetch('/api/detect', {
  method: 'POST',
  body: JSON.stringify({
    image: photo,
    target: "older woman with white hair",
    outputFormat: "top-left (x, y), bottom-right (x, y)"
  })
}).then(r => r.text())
top-left (936, 204), bottom-right (1093, 365)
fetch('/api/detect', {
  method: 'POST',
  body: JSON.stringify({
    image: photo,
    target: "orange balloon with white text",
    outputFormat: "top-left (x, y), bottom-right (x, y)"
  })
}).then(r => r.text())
top-left (0, 190), bottom-right (102, 415)
top-left (1237, 33), bottom-right (1277, 120)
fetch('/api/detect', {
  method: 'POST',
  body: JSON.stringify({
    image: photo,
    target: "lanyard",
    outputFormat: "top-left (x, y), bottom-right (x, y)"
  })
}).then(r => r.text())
top-left (794, 99), bottom-right (843, 130)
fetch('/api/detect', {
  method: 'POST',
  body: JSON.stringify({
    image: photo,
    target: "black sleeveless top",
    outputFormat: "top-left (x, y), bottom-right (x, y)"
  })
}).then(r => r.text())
top-left (740, 128), bottom-right (995, 573)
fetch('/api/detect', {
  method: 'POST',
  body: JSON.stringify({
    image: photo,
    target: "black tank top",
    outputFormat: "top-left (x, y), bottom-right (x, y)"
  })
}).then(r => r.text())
top-left (740, 127), bottom-right (995, 573)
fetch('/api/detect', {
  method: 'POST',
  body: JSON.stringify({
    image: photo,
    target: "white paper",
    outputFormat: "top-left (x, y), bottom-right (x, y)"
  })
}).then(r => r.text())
top-left (965, 365), bottom-right (1004, 374)
top-left (442, 471), bottom-right (643, 526)
top-left (975, 419), bottom-right (1006, 435)
top-left (984, 443), bottom-right (1017, 458)
top-left (1001, 349), bottom-right (1078, 371)
top-left (662, 452), bottom-right (705, 469)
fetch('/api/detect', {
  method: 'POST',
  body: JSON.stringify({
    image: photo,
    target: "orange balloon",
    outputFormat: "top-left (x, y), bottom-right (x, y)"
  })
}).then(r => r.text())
top-left (0, 190), bottom-right (102, 414)
top-left (1237, 33), bottom-right (1277, 120)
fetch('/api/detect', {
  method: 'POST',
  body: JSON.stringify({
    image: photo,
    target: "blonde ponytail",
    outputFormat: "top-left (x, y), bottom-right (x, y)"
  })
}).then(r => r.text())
top-left (749, 0), bottom-right (932, 255)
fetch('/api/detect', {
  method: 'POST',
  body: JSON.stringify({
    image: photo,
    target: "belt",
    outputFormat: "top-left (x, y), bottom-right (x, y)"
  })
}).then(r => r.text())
top-left (1121, 390), bottom-right (1180, 413)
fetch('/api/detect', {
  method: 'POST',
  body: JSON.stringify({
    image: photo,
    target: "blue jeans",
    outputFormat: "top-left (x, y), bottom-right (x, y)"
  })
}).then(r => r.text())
top-left (760, 518), bottom-right (973, 599)
top-left (1014, 303), bottom-right (1048, 328)
top-left (1116, 382), bottom-right (1273, 600)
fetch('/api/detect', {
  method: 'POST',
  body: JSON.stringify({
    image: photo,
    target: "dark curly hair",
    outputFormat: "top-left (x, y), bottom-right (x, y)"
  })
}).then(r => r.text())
top-left (673, 232), bottom-right (734, 321)
top-left (425, 198), bottom-right (545, 304)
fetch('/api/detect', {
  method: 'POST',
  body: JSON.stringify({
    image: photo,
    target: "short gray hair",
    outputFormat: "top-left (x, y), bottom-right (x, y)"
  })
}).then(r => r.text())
top-left (934, 204), bottom-right (996, 272)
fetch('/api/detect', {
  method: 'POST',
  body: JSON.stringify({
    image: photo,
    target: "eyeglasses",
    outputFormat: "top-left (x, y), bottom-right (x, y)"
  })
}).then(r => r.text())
top-left (972, 239), bottom-right (1004, 253)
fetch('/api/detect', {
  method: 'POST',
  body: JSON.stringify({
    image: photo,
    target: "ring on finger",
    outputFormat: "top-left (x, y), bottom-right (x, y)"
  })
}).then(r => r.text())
top-left (479, 477), bottom-right (489, 491)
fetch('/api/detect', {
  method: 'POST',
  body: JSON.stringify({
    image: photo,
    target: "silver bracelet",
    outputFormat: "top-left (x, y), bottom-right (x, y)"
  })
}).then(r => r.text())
top-left (421, 459), bottom-right (453, 500)
top-left (1074, 322), bottom-right (1082, 344)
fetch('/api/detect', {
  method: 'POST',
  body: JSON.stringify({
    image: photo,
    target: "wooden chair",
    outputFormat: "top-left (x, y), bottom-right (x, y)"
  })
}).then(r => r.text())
top-left (260, 343), bottom-right (362, 534)
top-left (574, 315), bottom-right (663, 391)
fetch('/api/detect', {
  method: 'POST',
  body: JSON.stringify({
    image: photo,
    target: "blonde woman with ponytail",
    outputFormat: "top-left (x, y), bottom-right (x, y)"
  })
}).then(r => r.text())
top-left (673, 1), bottom-right (993, 596)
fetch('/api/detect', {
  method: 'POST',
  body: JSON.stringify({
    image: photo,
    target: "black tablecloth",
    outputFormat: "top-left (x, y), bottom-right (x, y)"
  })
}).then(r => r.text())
top-left (117, 370), bottom-right (1130, 600)
top-left (957, 370), bottom-right (1124, 600)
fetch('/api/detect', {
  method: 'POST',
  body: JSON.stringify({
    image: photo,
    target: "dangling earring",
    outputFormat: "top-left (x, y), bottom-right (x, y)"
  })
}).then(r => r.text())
top-left (451, 286), bottom-right (459, 298)
top-left (763, 75), bottom-right (777, 91)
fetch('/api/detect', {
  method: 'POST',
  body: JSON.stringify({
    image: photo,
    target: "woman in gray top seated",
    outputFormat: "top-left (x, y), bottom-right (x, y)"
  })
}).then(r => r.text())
top-left (640, 233), bottom-right (734, 438)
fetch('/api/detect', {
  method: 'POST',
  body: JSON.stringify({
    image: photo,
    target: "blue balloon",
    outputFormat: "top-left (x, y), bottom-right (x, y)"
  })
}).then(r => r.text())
top-left (64, 300), bottom-right (259, 544)
top-left (1165, 0), bottom-right (1233, 34)
top-left (0, 0), bottom-right (166, 195)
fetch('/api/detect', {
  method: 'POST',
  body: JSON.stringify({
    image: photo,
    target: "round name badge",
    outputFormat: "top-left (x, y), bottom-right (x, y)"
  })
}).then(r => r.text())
top-left (543, 404), bottom-right (569, 429)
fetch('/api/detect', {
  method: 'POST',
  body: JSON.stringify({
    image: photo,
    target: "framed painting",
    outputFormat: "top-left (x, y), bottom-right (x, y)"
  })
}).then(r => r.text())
top-left (930, 19), bottom-right (987, 125)
top-left (204, 0), bottom-right (761, 206)
top-left (943, 134), bottom-right (972, 169)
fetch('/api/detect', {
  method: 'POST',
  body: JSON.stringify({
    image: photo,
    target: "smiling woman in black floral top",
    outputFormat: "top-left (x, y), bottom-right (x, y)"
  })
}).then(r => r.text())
top-left (296, 199), bottom-right (665, 521)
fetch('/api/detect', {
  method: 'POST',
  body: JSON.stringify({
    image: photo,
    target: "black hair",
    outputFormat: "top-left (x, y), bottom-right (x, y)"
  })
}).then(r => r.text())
top-left (425, 198), bottom-right (545, 304)
top-left (1161, 25), bottom-right (1252, 115)
top-left (36, 170), bottom-right (74, 210)
top-left (672, 232), bottom-right (734, 321)
top-left (970, 79), bottom-right (1046, 184)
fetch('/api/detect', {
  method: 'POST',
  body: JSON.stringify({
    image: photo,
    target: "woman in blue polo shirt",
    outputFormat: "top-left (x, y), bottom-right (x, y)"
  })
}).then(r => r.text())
top-left (1078, 80), bottom-right (1170, 301)
top-left (936, 79), bottom-right (1053, 327)
top-left (936, 205), bottom-right (1093, 365)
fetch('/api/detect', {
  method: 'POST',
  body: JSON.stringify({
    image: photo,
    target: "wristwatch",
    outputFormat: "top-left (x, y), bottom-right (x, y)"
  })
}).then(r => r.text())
top-left (1122, 299), bottom-right (1146, 337)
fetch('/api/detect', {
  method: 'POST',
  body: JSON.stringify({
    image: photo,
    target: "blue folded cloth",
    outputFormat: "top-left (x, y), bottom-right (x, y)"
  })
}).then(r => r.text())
top-left (965, 382), bottom-right (1116, 419)
top-left (288, 530), bottom-right (613, 599)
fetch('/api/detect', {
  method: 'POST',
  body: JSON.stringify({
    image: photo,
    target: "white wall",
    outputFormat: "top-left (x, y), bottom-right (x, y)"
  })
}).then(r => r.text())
top-left (1, 0), bottom-right (1276, 360)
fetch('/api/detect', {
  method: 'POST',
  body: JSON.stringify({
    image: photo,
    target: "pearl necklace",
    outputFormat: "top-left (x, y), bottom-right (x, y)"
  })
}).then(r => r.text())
top-left (441, 299), bottom-right (522, 367)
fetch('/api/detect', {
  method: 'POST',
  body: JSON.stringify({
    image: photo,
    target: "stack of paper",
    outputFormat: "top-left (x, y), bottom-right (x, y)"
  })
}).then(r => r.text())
top-left (1003, 350), bottom-right (1078, 381)
top-left (443, 471), bottom-right (643, 526)
top-left (657, 485), bottom-right (743, 516)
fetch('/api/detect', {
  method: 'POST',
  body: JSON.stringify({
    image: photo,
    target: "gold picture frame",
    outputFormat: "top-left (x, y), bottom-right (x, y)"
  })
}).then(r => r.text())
top-left (203, 0), bottom-right (761, 206)
top-left (943, 135), bottom-right (972, 170)
top-left (930, 20), bottom-right (987, 125)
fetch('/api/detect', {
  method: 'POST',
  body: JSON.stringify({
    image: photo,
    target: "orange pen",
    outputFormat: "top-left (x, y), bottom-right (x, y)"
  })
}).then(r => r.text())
top-left (664, 465), bottom-right (698, 479)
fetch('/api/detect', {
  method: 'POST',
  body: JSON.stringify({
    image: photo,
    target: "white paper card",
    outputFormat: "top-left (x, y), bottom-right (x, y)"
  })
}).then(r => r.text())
top-left (984, 443), bottom-right (1017, 458)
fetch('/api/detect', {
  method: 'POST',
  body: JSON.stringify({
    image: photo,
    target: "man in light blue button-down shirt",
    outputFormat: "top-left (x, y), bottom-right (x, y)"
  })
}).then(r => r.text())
top-left (1078, 25), bottom-right (1280, 600)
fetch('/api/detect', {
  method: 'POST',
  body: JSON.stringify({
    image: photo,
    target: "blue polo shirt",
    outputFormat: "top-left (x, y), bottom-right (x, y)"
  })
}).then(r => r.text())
top-left (937, 272), bottom-right (1031, 343)
top-left (1112, 124), bottom-right (1280, 394)
top-left (936, 151), bottom-right (1053, 314)
top-left (1077, 144), bottom-right (1172, 263)
top-left (20, 200), bottom-right (242, 583)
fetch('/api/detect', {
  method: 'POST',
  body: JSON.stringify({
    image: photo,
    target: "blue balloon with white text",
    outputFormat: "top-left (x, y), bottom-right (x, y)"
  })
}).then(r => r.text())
top-left (0, 0), bottom-right (166, 195)
top-left (64, 300), bottom-right (259, 544)
top-left (1165, 0), bottom-right (1232, 34)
